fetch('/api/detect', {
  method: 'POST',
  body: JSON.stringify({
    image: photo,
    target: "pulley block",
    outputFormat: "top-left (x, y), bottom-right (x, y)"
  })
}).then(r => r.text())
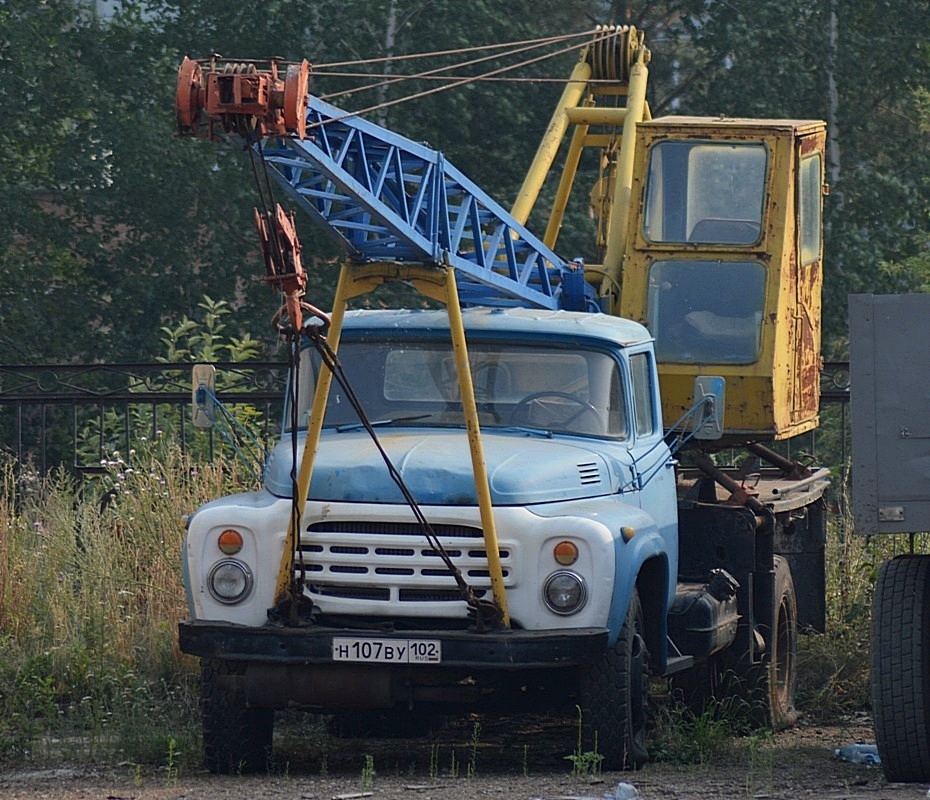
top-left (176, 56), bottom-right (310, 140)
top-left (587, 25), bottom-right (650, 83)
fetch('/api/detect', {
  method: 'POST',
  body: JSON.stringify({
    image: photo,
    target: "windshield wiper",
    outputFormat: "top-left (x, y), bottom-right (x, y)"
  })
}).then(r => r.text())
top-left (335, 414), bottom-right (433, 433)
top-left (498, 425), bottom-right (554, 438)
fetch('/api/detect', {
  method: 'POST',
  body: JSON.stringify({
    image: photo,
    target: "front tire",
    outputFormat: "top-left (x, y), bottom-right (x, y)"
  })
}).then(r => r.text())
top-left (871, 555), bottom-right (930, 782)
top-left (579, 589), bottom-right (650, 770)
top-left (201, 659), bottom-right (274, 774)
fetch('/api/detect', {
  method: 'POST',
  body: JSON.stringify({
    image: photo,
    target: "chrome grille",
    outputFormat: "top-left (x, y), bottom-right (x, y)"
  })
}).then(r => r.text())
top-left (297, 520), bottom-right (514, 606)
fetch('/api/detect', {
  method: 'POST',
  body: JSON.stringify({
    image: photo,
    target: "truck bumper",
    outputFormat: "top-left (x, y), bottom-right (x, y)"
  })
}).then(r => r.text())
top-left (179, 620), bottom-right (609, 711)
top-left (179, 619), bottom-right (608, 668)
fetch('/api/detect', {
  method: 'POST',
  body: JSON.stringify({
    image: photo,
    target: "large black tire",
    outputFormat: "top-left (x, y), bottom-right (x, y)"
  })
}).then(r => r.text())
top-left (579, 589), bottom-right (650, 770)
top-left (763, 554), bottom-right (799, 728)
top-left (871, 555), bottom-right (930, 782)
top-left (201, 659), bottom-right (274, 774)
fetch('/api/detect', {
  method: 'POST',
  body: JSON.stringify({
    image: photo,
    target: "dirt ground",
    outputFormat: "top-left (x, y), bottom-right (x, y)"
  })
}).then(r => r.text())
top-left (1, 713), bottom-right (927, 800)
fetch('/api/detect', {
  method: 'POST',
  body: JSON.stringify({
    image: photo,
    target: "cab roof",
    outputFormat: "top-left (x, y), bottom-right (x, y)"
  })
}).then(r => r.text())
top-left (642, 116), bottom-right (826, 134)
top-left (340, 307), bottom-right (653, 348)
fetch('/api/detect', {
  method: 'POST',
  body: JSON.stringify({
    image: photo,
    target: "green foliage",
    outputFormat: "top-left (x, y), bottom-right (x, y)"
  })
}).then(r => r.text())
top-left (0, 1), bottom-right (292, 362)
top-left (165, 737), bottom-right (180, 787)
top-left (793, 481), bottom-right (923, 719)
top-left (429, 743), bottom-right (439, 778)
top-left (0, 645), bottom-right (58, 758)
top-left (564, 705), bottom-right (603, 777)
top-left (155, 296), bottom-right (271, 473)
top-left (882, 248), bottom-right (930, 295)
top-left (158, 295), bottom-right (262, 364)
top-left (361, 753), bottom-right (375, 788)
top-left (652, 705), bottom-right (737, 766)
top-left (74, 295), bottom-right (272, 475)
top-left (467, 719), bottom-right (481, 779)
top-left (7, 1), bottom-right (929, 362)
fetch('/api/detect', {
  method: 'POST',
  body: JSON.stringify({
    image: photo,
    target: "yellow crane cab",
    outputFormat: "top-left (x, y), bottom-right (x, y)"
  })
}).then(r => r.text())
top-left (616, 117), bottom-right (828, 443)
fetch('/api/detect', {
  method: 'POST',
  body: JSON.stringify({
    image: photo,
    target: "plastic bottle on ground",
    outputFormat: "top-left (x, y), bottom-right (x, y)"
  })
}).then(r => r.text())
top-left (834, 743), bottom-right (881, 764)
top-left (609, 783), bottom-right (640, 799)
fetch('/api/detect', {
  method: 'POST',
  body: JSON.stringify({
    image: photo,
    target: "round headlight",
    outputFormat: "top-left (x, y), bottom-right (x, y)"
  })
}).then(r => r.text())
top-left (543, 570), bottom-right (587, 615)
top-left (208, 559), bottom-right (253, 604)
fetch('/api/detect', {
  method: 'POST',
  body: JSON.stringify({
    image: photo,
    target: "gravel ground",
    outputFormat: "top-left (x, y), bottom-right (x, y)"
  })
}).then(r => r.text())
top-left (1, 716), bottom-right (926, 800)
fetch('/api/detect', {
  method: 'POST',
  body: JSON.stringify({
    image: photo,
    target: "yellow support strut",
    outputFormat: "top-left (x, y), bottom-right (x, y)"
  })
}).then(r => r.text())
top-left (273, 261), bottom-right (510, 628)
top-left (599, 46), bottom-right (650, 298)
top-left (510, 55), bottom-right (592, 227)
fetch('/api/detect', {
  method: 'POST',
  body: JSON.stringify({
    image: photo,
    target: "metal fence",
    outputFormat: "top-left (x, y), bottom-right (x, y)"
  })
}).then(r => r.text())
top-left (0, 360), bottom-right (851, 474)
top-left (0, 362), bottom-right (287, 474)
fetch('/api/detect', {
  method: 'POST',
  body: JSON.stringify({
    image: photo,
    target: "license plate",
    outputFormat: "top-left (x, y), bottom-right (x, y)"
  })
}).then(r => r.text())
top-left (332, 636), bottom-right (441, 664)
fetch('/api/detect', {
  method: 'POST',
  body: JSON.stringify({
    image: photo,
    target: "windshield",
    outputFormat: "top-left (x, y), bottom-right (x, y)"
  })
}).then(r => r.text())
top-left (289, 339), bottom-right (628, 438)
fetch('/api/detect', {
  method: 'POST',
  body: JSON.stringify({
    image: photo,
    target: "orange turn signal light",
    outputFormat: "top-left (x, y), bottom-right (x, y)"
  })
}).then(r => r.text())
top-left (553, 540), bottom-right (579, 566)
top-left (218, 529), bottom-right (244, 555)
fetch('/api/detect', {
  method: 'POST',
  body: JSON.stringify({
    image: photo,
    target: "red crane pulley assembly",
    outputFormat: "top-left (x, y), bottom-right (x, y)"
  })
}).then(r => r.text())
top-left (176, 55), bottom-right (310, 140)
top-left (177, 56), bottom-right (312, 332)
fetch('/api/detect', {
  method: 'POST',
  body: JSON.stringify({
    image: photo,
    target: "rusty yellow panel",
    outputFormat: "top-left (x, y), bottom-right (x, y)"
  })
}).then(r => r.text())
top-left (615, 117), bottom-right (826, 443)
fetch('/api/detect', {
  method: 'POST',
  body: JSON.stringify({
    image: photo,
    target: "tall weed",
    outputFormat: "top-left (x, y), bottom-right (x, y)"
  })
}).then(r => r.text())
top-left (0, 444), bottom-right (252, 764)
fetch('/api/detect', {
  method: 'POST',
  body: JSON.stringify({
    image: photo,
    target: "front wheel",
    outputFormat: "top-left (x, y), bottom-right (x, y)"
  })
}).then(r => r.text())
top-left (201, 659), bottom-right (274, 774)
top-left (579, 589), bottom-right (650, 770)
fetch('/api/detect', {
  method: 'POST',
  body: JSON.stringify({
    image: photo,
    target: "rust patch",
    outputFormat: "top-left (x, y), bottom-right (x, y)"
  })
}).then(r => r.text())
top-left (796, 261), bottom-right (822, 419)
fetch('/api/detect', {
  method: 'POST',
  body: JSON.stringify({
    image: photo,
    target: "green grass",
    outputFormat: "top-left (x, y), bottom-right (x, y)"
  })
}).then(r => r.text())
top-left (565, 705), bottom-right (603, 777)
top-left (0, 449), bottom-right (920, 771)
top-left (799, 476), bottom-right (929, 718)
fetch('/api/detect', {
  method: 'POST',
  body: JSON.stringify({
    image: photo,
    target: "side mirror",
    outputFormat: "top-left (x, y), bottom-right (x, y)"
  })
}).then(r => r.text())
top-left (192, 364), bottom-right (216, 429)
top-left (693, 375), bottom-right (725, 440)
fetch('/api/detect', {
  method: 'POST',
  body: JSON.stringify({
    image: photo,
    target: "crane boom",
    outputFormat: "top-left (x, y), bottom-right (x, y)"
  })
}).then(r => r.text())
top-left (177, 58), bottom-right (594, 312)
top-left (261, 96), bottom-right (594, 311)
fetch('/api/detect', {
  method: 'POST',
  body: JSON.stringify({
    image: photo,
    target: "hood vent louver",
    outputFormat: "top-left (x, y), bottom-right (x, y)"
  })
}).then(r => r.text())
top-left (577, 461), bottom-right (603, 486)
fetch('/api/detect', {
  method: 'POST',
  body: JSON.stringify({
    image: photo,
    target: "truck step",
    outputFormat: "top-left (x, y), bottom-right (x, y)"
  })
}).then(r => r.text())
top-left (664, 655), bottom-right (694, 675)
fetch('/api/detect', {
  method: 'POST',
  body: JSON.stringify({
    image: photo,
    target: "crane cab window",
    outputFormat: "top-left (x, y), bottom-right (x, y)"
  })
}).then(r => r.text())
top-left (643, 141), bottom-right (768, 245)
top-left (798, 152), bottom-right (823, 265)
top-left (629, 352), bottom-right (656, 437)
top-left (646, 260), bottom-right (766, 364)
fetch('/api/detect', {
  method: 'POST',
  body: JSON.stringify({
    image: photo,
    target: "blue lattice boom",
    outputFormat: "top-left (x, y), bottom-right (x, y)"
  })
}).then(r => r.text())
top-left (259, 96), bottom-right (594, 311)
